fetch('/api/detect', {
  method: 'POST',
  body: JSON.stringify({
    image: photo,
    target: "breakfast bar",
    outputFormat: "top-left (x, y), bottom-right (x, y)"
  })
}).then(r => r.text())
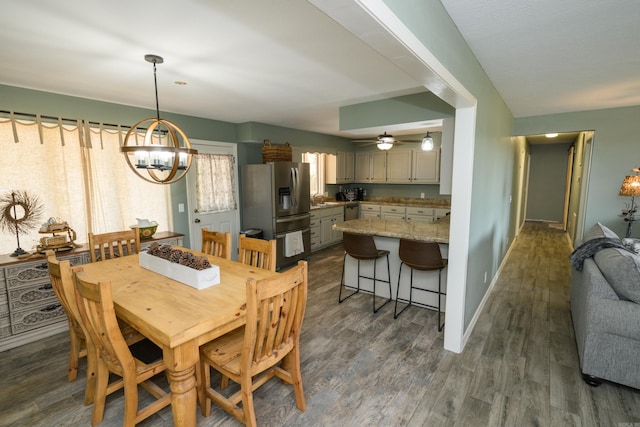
top-left (333, 217), bottom-right (450, 311)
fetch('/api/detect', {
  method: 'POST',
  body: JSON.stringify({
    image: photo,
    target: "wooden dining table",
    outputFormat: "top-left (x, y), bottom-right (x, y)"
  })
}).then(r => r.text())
top-left (79, 248), bottom-right (278, 427)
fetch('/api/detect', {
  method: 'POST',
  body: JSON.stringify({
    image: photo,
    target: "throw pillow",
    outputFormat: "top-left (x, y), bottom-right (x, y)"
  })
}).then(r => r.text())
top-left (594, 247), bottom-right (640, 303)
top-left (585, 222), bottom-right (620, 242)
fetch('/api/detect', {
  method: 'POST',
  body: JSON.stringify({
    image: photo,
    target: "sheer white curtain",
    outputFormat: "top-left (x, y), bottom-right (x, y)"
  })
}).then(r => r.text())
top-left (0, 116), bottom-right (172, 255)
top-left (302, 152), bottom-right (326, 196)
top-left (194, 153), bottom-right (237, 213)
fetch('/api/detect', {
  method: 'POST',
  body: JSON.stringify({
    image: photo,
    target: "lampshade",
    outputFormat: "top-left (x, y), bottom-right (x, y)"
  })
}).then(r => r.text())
top-left (619, 175), bottom-right (640, 197)
top-left (377, 141), bottom-right (393, 150)
top-left (421, 132), bottom-right (434, 151)
top-left (121, 54), bottom-right (197, 184)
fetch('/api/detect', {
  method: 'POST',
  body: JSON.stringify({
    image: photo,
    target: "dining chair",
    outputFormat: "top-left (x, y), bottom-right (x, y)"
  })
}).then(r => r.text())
top-left (238, 233), bottom-right (277, 272)
top-left (198, 260), bottom-right (308, 427)
top-left (73, 269), bottom-right (171, 426)
top-left (45, 250), bottom-right (87, 383)
top-left (46, 251), bottom-right (146, 406)
top-left (339, 232), bottom-right (392, 313)
top-left (88, 228), bottom-right (141, 263)
top-left (201, 228), bottom-right (232, 259)
top-left (393, 238), bottom-right (447, 331)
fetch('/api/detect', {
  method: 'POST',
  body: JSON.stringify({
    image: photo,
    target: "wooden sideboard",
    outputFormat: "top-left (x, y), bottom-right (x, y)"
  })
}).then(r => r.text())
top-left (0, 231), bottom-right (183, 352)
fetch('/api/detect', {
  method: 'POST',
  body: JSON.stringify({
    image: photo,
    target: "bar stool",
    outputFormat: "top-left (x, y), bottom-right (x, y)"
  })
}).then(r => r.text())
top-left (393, 238), bottom-right (447, 331)
top-left (339, 232), bottom-right (392, 313)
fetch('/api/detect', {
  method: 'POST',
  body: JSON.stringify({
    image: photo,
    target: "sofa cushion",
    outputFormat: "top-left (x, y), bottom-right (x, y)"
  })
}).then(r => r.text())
top-left (585, 222), bottom-right (620, 242)
top-left (594, 247), bottom-right (640, 303)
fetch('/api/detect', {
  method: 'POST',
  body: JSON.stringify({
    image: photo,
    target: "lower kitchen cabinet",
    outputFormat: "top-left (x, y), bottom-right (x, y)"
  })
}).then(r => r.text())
top-left (380, 205), bottom-right (406, 221)
top-left (406, 207), bottom-right (435, 223)
top-left (310, 207), bottom-right (344, 252)
top-left (360, 204), bottom-right (381, 219)
top-left (0, 232), bottom-right (183, 351)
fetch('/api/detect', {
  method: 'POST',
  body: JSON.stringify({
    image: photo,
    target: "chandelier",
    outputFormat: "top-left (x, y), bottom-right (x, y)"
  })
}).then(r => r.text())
top-left (121, 54), bottom-right (197, 184)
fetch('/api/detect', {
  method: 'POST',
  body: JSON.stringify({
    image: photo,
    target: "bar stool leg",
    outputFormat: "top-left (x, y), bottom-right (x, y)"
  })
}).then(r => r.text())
top-left (339, 253), bottom-right (360, 303)
top-left (373, 253), bottom-right (391, 313)
top-left (437, 269), bottom-right (445, 331)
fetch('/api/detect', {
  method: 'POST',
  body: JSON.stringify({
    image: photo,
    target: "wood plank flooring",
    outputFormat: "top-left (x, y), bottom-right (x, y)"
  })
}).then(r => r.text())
top-left (1, 221), bottom-right (639, 426)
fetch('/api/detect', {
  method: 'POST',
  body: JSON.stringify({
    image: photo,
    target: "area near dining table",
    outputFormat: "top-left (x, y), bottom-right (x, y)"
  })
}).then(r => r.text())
top-left (79, 247), bottom-right (278, 427)
top-left (333, 216), bottom-right (450, 309)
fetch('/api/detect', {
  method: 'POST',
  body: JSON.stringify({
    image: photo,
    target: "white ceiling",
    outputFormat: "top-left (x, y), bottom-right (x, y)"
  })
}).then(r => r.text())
top-left (440, 0), bottom-right (640, 118)
top-left (1, 0), bottom-right (638, 140)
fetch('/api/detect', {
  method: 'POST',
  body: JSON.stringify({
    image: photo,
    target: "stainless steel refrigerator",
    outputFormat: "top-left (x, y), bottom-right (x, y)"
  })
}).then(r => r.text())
top-left (241, 162), bottom-right (311, 270)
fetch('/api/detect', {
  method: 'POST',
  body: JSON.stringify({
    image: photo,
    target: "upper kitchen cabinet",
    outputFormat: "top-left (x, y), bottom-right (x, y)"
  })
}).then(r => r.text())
top-left (325, 151), bottom-right (355, 184)
top-left (386, 149), bottom-right (413, 183)
top-left (355, 151), bottom-right (386, 183)
top-left (412, 149), bottom-right (440, 184)
top-left (385, 148), bottom-right (440, 184)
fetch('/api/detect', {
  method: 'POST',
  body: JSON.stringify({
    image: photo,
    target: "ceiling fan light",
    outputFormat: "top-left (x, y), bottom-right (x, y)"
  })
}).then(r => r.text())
top-left (421, 133), bottom-right (434, 151)
top-left (377, 141), bottom-right (393, 150)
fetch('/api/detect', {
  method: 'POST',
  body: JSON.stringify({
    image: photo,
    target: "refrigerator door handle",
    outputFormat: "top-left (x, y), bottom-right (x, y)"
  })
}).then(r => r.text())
top-left (275, 213), bottom-right (310, 223)
top-left (291, 167), bottom-right (298, 209)
top-left (275, 227), bottom-right (310, 239)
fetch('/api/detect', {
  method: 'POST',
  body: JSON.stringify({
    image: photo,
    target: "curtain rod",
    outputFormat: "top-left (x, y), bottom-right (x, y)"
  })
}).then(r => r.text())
top-left (0, 109), bottom-right (135, 130)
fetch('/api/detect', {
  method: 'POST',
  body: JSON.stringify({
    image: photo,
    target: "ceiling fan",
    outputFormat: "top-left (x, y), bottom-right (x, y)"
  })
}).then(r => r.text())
top-left (352, 132), bottom-right (421, 150)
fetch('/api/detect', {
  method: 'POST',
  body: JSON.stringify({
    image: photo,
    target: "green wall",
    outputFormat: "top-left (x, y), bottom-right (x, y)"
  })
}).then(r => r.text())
top-left (514, 106), bottom-right (640, 239)
top-left (527, 143), bottom-right (571, 222)
top-left (383, 0), bottom-right (519, 329)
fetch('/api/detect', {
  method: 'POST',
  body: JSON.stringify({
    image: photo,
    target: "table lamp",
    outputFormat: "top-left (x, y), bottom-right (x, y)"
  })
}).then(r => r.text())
top-left (618, 169), bottom-right (640, 238)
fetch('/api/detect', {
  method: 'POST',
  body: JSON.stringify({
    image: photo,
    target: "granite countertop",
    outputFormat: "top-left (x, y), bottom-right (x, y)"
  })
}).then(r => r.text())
top-left (333, 216), bottom-right (450, 243)
top-left (311, 197), bottom-right (450, 210)
top-left (310, 201), bottom-right (359, 210)
top-left (360, 197), bottom-right (451, 208)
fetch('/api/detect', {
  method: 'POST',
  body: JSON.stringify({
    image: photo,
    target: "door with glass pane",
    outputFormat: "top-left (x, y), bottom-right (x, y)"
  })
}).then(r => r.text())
top-left (186, 141), bottom-right (240, 258)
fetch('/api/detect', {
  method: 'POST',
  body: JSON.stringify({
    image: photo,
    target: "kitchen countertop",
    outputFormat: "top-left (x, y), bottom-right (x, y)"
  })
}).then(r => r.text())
top-left (311, 197), bottom-right (450, 210)
top-left (310, 201), bottom-right (359, 210)
top-left (333, 216), bottom-right (450, 243)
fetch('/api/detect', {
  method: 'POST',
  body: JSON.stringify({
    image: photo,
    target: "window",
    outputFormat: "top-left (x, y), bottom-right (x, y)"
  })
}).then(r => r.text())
top-left (302, 152), bottom-right (326, 196)
top-left (0, 115), bottom-right (171, 255)
top-left (194, 153), bottom-right (237, 213)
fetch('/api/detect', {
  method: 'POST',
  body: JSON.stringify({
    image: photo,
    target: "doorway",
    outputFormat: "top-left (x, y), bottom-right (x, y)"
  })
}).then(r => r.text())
top-left (186, 140), bottom-right (241, 258)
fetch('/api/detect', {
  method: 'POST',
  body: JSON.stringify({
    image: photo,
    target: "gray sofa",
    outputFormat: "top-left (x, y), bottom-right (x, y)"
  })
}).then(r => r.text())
top-left (570, 222), bottom-right (640, 389)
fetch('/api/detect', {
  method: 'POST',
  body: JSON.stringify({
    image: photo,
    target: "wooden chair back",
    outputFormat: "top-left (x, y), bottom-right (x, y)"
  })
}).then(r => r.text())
top-left (198, 261), bottom-right (308, 425)
top-left (46, 250), bottom-right (86, 382)
top-left (73, 269), bottom-right (171, 425)
top-left (88, 228), bottom-right (141, 263)
top-left (73, 271), bottom-right (134, 378)
top-left (238, 234), bottom-right (277, 272)
top-left (201, 228), bottom-right (232, 259)
top-left (245, 260), bottom-right (308, 371)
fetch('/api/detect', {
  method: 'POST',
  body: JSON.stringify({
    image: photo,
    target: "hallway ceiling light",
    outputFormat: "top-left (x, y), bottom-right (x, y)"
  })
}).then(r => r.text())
top-left (121, 54), bottom-right (197, 184)
top-left (545, 133), bottom-right (559, 138)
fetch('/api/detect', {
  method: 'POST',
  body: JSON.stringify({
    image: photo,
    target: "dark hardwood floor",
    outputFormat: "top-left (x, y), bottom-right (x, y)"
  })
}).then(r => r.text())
top-left (1, 221), bottom-right (639, 426)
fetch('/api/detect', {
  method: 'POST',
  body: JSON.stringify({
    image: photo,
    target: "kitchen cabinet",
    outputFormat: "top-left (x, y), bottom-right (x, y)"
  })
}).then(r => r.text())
top-left (0, 232), bottom-right (183, 352)
top-left (380, 205), bottom-right (406, 221)
top-left (360, 204), bottom-right (381, 219)
top-left (325, 151), bottom-right (355, 184)
top-left (386, 150), bottom-right (413, 183)
top-left (310, 206), bottom-right (344, 252)
top-left (434, 208), bottom-right (450, 221)
top-left (406, 207), bottom-right (435, 223)
top-left (355, 152), bottom-right (386, 183)
top-left (412, 149), bottom-right (440, 183)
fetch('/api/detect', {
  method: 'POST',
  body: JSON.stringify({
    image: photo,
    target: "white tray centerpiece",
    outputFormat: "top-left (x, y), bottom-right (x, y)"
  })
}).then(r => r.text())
top-left (139, 243), bottom-right (220, 290)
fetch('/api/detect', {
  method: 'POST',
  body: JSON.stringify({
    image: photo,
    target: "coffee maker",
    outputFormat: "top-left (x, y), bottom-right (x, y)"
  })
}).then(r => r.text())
top-left (355, 187), bottom-right (364, 201)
